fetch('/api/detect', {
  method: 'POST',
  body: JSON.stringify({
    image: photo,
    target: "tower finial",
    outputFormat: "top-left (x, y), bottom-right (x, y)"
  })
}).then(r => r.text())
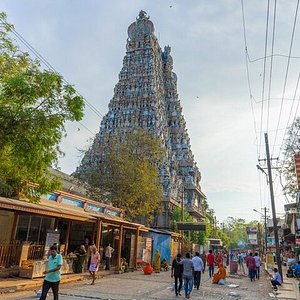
top-left (137, 10), bottom-right (149, 21)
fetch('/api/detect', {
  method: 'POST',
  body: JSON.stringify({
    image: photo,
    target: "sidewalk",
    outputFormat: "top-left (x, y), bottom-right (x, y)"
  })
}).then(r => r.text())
top-left (0, 269), bottom-right (114, 295)
top-left (265, 264), bottom-right (300, 300)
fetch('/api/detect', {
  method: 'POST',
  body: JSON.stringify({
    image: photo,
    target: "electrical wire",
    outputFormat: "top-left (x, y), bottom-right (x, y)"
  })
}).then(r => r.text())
top-left (0, 16), bottom-right (104, 121)
top-left (260, 0), bottom-right (270, 143)
top-left (267, 0), bottom-right (277, 133)
top-left (271, 0), bottom-right (300, 156)
top-left (241, 0), bottom-right (260, 159)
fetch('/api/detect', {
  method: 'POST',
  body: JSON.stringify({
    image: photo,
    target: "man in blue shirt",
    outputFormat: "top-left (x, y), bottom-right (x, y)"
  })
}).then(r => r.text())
top-left (40, 245), bottom-right (63, 300)
top-left (271, 268), bottom-right (282, 291)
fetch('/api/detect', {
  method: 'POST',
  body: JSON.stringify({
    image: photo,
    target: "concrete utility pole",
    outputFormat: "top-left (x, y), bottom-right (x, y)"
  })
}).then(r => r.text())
top-left (264, 133), bottom-right (283, 281)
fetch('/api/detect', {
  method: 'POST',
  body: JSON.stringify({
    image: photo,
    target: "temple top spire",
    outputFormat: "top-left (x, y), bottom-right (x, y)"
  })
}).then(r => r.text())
top-left (137, 10), bottom-right (149, 21)
top-left (128, 10), bottom-right (154, 41)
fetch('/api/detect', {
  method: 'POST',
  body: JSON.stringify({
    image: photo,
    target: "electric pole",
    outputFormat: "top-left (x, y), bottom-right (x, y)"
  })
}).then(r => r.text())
top-left (264, 133), bottom-right (283, 281)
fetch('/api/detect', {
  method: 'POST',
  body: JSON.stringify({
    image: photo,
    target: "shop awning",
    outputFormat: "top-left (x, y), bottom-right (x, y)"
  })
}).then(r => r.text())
top-left (0, 196), bottom-right (149, 231)
top-left (0, 196), bottom-right (96, 222)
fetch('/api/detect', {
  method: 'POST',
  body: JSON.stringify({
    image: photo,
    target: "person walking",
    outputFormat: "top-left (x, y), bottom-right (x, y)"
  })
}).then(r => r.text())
top-left (201, 251), bottom-right (206, 274)
top-left (89, 245), bottom-right (100, 285)
top-left (171, 253), bottom-right (183, 297)
top-left (182, 253), bottom-right (194, 299)
top-left (192, 252), bottom-right (203, 290)
top-left (75, 244), bottom-right (87, 273)
top-left (246, 252), bottom-right (256, 282)
top-left (237, 251), bottom-right (244, 273)
top-left (207, 250), bottom-right (215, 278)
top-left (254, 253), bottom-right (261, 280)
top-left (105, 243), bottom-right (114, 270)
top-left (39, 245), bottom-right (62, 300)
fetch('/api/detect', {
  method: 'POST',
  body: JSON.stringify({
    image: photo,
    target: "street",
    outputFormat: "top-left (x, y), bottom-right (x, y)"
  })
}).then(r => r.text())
top-left (5, 268), bottom-right (275, 300)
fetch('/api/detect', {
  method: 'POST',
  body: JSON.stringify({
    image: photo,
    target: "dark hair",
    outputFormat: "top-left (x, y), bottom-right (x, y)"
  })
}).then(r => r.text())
top-left (209, 250), bottom-right (212, 254)
top-left (274, 268), bottom-right (278, 272)
top-left (50, 245), bottom-right (57, 251)
top-left (186, 253), bottom-right (190, 258)
top-left (249, 252), bottom-right (253, 256)
top-left (254, 252), bottom-right (258, 256)
top-left (177, 253), bottom-right (182, 258)
top-left (195, 252), bottom-right (200, 256)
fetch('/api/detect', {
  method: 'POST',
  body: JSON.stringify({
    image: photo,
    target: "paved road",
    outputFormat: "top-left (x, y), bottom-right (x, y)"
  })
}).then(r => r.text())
top-left (4, 268), bottom-right (275, 300)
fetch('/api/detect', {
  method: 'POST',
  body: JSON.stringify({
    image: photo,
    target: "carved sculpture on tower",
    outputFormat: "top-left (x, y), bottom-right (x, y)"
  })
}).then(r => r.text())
top-left (75, 11), bottom-right (206, 229)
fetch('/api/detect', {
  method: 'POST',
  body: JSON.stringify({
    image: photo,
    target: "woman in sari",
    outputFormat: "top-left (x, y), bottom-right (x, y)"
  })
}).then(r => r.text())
top-left (212, 264), bottom-right (226, 284)
top-left (154, 250), bottom-right (161, 273)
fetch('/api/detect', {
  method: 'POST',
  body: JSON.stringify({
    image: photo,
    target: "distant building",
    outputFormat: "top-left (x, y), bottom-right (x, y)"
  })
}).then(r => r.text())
top-left (74, 11), bottom-right (206, 229)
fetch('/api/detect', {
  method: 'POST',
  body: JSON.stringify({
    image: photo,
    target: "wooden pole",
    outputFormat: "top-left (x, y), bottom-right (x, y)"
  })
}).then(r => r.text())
top-left (95, 219), bottom-right (102, 250)
top-left (117, 225), bottom-right (123, 271)
top-left (10, 213), bottom-right (19, 241)
top-left (134, 227), bottom-right (140, 269)
top-left (64, 221), bottom-right (72, 256)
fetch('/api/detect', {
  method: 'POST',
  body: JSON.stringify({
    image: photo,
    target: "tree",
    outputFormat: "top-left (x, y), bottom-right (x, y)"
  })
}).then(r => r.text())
top-left (281, 117), bottom-right (300, 199)
top-left (75, 130), bottom-right (164, 225)
top-left (0, 12), bottom-right (85, 200)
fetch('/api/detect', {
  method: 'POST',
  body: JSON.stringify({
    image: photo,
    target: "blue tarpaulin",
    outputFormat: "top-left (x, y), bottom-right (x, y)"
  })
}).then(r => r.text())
top-left (149, 230), bottom-right (171, 264)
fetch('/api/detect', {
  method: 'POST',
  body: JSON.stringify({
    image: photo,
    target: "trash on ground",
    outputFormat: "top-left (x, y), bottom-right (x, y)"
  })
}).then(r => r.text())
top-left (227, 284), bottom-right (239, 288)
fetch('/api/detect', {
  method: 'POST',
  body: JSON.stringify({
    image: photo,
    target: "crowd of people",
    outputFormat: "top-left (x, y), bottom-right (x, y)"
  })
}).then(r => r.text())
top-left (39, 244), bottom-right (284, 300)
top-left (170, 249), bottom-right (284, 299)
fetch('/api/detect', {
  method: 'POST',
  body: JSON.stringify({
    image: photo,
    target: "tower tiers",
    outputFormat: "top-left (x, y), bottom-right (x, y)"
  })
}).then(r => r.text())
top-left (75, 11), bottom-right (205, 228)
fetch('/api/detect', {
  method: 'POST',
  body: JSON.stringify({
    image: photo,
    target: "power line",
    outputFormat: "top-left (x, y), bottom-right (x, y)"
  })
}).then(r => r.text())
top-left (267, 0), bottom-right (277, 133)
top-left (271, 0), bottom-right (300, 156)
top-left (0, 16), bottom-right (104, 121)
top-left (259, 0), bottom-right (271, 157)
top-left (241, 0), bottom-right (260, 159)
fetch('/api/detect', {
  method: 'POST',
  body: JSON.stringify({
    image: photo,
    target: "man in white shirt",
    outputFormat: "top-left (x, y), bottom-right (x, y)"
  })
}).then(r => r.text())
top-left (105, 243), bottom-right (114, 270)
top-left (192, 252), bottom-right (204, 290)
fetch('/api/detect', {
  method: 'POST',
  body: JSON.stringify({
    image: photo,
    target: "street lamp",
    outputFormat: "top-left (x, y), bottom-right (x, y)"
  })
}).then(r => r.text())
top-left (253, 208), bottom-right (268, 254)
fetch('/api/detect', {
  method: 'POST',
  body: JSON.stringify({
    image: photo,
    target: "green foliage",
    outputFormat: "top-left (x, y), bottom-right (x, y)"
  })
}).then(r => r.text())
top-left (76, 130), bottom-right (164, 225)
top-left (0, 12), bottom-right (85, 200)
top-left (281, 117), bottom-right (300, 199)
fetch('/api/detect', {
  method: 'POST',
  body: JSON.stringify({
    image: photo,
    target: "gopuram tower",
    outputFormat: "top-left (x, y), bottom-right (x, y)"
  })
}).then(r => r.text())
top-left (75, 11), bottom-right (206, 229)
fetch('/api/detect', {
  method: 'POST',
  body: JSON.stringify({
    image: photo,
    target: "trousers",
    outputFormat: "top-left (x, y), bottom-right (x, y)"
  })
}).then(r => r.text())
top-left (39, 280), bottom-right (60, 300)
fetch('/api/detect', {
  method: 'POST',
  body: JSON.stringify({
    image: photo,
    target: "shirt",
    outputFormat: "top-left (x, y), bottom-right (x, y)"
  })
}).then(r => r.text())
top-left (192, 256), bottom-right (203, 271)
top-left (254, 256), bottom-right (261, 267)
top-left (207, 253), bottom-right (215, 266)
top-left (182, 258), bottom-right (194, 277)
top-left (91, 251), bottom-right (100, 264)
top-left (246, 256), bottom-right (256, 270)
top-left (105, 246), bottom-right (114, 258)
top-left (171, 258), bottom-right (183, 277)
top-left (273, 272), bottom-right (282, 284)
top-left (45, 254), bottom-right (63, 282)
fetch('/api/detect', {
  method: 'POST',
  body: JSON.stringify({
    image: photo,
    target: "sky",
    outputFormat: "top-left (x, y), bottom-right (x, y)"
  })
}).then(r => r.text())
top-left (2, 0), bottom-right (300, 223)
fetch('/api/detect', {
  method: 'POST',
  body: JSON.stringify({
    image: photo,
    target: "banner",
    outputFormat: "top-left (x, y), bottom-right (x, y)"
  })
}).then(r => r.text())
top-left (266, 252), bottom-right (274, 270)
top-left (294, 154), bottom-right (300, 189)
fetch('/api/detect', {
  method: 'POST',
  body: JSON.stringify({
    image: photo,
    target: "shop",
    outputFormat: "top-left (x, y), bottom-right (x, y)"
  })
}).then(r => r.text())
top-left (0, 192), bottom-right (148, 278)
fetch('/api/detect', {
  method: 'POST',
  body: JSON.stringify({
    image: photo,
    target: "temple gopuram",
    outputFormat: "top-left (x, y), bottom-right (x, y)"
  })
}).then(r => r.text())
top-left (75, 11), bottom-right (206, 229)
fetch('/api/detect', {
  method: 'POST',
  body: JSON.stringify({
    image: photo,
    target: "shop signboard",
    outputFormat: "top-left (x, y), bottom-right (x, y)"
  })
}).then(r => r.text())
top-left (44, 230), bottom-right (60, 258)
top-left (246, 227), bottom-right (258, 234)
top-left (177, 223), bottom-right (206, 231)
top-left (294, 154), bottom-right (300, 189)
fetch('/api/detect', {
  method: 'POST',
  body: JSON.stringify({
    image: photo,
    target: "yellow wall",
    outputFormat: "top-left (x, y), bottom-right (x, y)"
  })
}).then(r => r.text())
top-left (0, 210), bottom-right (14, 241)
